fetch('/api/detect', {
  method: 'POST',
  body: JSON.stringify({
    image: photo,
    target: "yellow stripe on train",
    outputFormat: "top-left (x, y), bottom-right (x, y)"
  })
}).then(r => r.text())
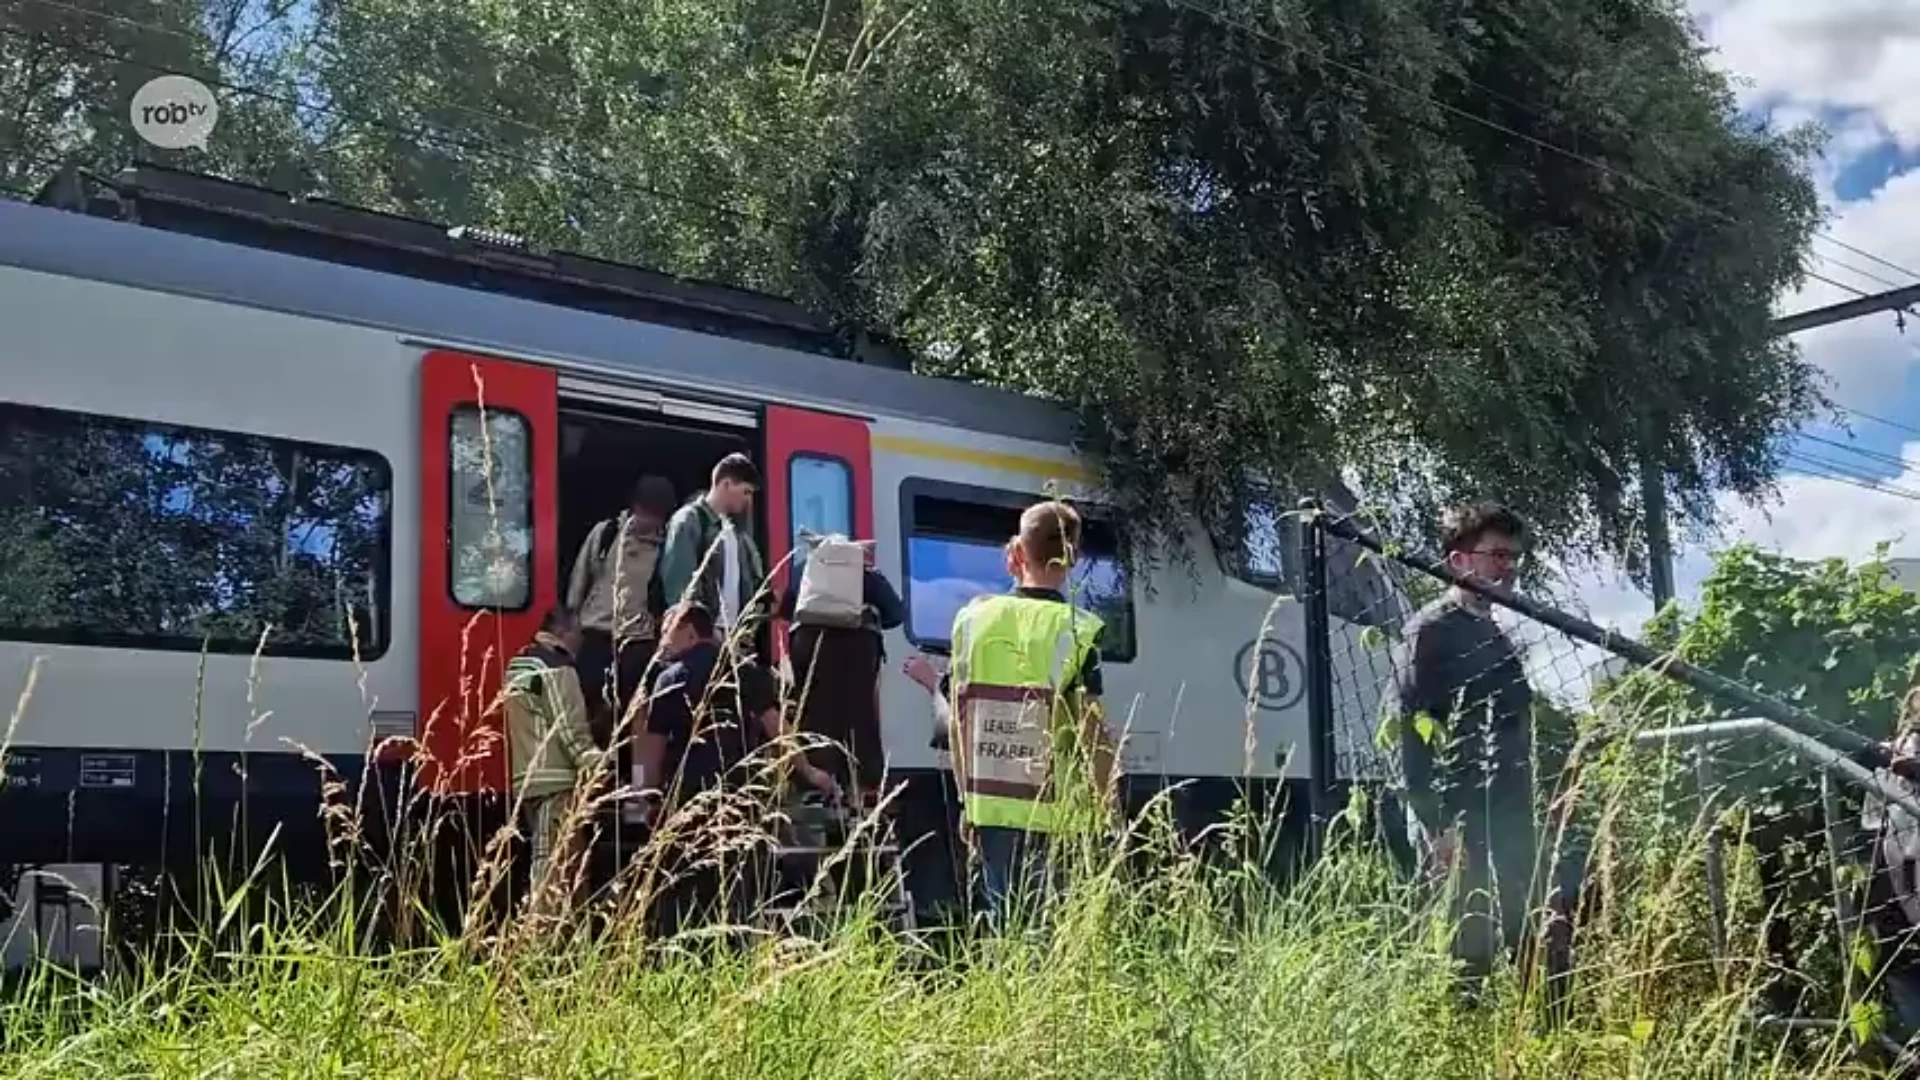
top-left (870, 434), bottom-right (1096, 484)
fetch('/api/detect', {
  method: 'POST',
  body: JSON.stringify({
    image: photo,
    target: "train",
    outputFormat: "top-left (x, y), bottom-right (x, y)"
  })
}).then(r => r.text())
top-left (0, 165), bottom-right (1403, 931)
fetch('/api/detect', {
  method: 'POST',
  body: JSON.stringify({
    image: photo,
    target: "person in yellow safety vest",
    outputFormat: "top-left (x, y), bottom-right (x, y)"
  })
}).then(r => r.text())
top-left (940, 499), bottom-right (1119, 925)
top-left (503, 606), bottom-right (602, 917)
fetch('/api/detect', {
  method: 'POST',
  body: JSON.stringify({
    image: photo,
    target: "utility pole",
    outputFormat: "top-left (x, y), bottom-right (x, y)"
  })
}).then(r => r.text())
top-left (1771, 283), bottom-right (1920, 338)
top-left (1643, 464), bottom-right (1676, 609)
top-left (1631, 282), bottom-right (1920, 615)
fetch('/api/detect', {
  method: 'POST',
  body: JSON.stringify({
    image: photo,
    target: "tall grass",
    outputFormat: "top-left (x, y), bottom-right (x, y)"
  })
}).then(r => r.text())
top-left (0, 771), bottom-right (1901, 1078)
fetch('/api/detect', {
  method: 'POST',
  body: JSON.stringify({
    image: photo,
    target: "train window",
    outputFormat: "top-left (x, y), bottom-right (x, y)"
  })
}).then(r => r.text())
top-left (0, 402), bottom-right (393, 659)
top-left (1220, 495), bottom-right (1403, 629)
top-left (449, 406), bottom-right (533, 611)
top-left (1230, 500), bottom-right (1294, 589)
top-left (900, 481), bottom-right (1137, 663)
top-left (788, 454), bottom-right (853, 572)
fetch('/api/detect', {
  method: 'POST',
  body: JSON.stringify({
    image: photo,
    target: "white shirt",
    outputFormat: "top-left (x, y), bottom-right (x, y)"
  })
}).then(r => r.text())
top-left (718, 521), bottom-right (742, 631)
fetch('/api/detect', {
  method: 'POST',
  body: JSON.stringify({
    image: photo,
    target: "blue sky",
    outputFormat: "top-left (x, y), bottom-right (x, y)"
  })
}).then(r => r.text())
top-left (906, 536), bottom-right (1127, 644)
top-left (1562, 0), bottom-right (1920, 646)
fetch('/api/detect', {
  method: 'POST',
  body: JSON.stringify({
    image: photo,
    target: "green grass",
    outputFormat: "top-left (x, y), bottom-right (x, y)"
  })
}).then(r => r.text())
top-left (0, 799), bottom-right (1900, 1080)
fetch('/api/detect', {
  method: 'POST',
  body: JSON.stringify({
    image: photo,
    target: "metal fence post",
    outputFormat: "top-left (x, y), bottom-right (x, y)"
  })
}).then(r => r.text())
top-left (1819, 772), bottom-right (1862, 965)
top-left (1695, 749), bottom-right (1729, 968)
top-left (1297, 499), bottom-right (1337, 863)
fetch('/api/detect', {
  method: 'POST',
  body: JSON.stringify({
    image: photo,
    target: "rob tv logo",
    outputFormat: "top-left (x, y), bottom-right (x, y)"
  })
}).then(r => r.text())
top-left (130, 76), bottom-right (220, 150)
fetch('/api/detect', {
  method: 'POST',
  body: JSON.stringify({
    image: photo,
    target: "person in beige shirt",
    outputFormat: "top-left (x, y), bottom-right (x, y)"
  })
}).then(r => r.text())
top-left (567, 475), bottom-right (676, 750)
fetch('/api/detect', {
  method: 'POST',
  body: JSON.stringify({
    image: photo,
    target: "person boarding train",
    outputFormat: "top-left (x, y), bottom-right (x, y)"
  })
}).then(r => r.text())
top-left (566, 475), bottom-right (676, 747)
top-left (780, 533), bottom-right (906, 808)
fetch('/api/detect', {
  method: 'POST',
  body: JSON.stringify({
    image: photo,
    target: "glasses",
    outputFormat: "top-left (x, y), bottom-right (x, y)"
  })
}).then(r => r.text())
top-left (1467, 546), bottom-right (1523, 566)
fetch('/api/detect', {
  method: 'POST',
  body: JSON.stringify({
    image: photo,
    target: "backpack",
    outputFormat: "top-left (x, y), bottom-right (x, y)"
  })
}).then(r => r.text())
top-left (793, 532), bottom-right (866, 629)
top-left (591, 517), bottom-right (669, 622)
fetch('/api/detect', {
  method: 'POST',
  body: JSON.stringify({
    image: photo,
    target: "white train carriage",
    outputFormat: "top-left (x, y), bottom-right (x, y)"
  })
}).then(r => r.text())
top-left (0, 167), bottom-right (1401, 920)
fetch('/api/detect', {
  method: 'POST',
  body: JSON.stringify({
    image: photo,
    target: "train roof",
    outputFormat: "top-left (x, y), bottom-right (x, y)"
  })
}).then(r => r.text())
top-left (0, 166), bottom-right (1074, 444)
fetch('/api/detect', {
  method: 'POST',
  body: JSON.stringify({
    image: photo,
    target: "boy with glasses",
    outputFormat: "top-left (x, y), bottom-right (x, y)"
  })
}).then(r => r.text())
top-left (1392, 501), bottom-right (1542, 995)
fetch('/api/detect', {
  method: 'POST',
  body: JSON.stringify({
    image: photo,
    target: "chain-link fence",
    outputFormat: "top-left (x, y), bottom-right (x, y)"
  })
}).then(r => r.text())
top-left (1295, 502), bottom-right (1920, 1063)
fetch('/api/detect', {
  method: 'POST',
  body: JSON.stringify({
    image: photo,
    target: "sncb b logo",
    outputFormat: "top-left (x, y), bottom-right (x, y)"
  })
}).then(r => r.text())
top-left (1234, 637), bottom-right (1305, 712)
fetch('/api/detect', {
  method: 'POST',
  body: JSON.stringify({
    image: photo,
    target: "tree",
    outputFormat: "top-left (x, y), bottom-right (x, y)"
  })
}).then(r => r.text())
top-left (0, 0), bottom-right (317, 195)
top-left (2, 0), bottom-right (1825, 574)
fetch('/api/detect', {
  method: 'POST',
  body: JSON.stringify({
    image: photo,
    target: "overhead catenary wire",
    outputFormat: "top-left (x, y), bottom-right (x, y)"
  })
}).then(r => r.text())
top-left (1839, 405), bottom-right (1920, 441)
top-left (1798, 432), bottom-right (1913, 473)
top-left (1817, 233), bottom-right (1920, 285)
top-left (1815, 251), bottom-right (1912, 295)
top-left (1783, 452), bottom-right (1920, 503)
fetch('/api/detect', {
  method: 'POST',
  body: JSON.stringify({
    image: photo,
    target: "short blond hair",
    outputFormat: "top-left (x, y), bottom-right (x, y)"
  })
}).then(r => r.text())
top-left (1016, 501), bottom-right (1081, 569)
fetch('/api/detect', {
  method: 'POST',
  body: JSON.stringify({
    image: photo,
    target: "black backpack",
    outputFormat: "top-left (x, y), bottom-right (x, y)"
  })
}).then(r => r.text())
top-left (592, 517), bottom-right (669, 621)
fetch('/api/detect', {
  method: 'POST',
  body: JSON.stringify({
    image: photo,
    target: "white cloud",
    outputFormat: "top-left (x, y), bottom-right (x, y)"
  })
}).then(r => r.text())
top-left (1718, 441), bottom-right (1920, 560)
top-left (1698, 0), bottom-right (1920, 147)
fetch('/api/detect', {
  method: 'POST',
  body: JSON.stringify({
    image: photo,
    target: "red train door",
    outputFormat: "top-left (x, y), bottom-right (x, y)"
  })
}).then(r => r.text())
top-left (416, 349), bottom-right (559, 796)
top-left (763, 405), bottom-right (873, 665)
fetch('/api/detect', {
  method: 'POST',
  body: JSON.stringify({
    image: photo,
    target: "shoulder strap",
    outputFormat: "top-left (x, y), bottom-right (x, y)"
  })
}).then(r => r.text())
top-left (595, 517), bottom-right (620, 562)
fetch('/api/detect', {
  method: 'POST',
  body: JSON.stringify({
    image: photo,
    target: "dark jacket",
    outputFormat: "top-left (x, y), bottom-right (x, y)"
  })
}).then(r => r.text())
top-left (779, 565), bottom-right (906, 641)
top-left (645, 640), bottom-right (780, 797)
top-left (1392, 595), bottom-right (1535, 834)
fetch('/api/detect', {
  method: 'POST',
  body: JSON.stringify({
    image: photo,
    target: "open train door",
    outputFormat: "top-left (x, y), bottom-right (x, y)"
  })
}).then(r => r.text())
top-left (764, 405), bottom-right (873, 669)
top-left (415, 349), bottom-right (559, 797)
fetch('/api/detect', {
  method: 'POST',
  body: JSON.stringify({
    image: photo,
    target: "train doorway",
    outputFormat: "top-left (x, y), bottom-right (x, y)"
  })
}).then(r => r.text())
top-left (554, 405), bottom-right (760, 595)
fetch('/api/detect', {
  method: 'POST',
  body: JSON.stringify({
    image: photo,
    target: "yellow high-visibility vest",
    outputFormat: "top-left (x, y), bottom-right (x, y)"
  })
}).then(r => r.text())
top-left (949, 593), bottom-right (1104, 834)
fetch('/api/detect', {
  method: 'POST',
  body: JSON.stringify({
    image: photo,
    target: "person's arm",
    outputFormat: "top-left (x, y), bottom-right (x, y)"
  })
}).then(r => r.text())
top-left (1075, 645), bottom-right (1117, 810)
top-left (778, 566), bottom-right (801, 622)
top-left (657, 507), bottom-right (699, 610)
top-left (549, 664), bottom-right (603, 778)
top-left (566, 521), bottom-right (606, 614)
top-left (866, 569), bottom-right (906, 632)
top-left (639, 675), bottom-right (681, 801)
top-left (929, 670), bottom-right (954, 749)
top-left (1397, 625), bottom-right (1449, 835)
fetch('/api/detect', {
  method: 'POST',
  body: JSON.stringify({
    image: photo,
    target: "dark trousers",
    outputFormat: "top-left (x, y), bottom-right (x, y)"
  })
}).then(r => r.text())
top-left (576, 629), bottom-right (657, 781)
top-left (645, 838), bottom-right (770, 941)
top-left (787, 625), bottom-right (885, 798)
top-left (973, 825), bottom-right (1054, 928)
top-left (1413, 800), bottom-right (1581, 1008)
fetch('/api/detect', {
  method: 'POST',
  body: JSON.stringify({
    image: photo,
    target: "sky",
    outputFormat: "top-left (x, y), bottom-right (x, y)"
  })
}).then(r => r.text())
top-left (1557, 0), bottom-right (1920, 658)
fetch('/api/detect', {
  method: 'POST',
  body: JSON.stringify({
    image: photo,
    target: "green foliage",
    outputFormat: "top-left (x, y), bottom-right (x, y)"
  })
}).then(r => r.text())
top-left (2, 0), bottom-right (1825, 573)
top-left (1629, 544), bottom-right (1920, 744)
top-left (1590, 544), bottom-right (1920, 1029)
